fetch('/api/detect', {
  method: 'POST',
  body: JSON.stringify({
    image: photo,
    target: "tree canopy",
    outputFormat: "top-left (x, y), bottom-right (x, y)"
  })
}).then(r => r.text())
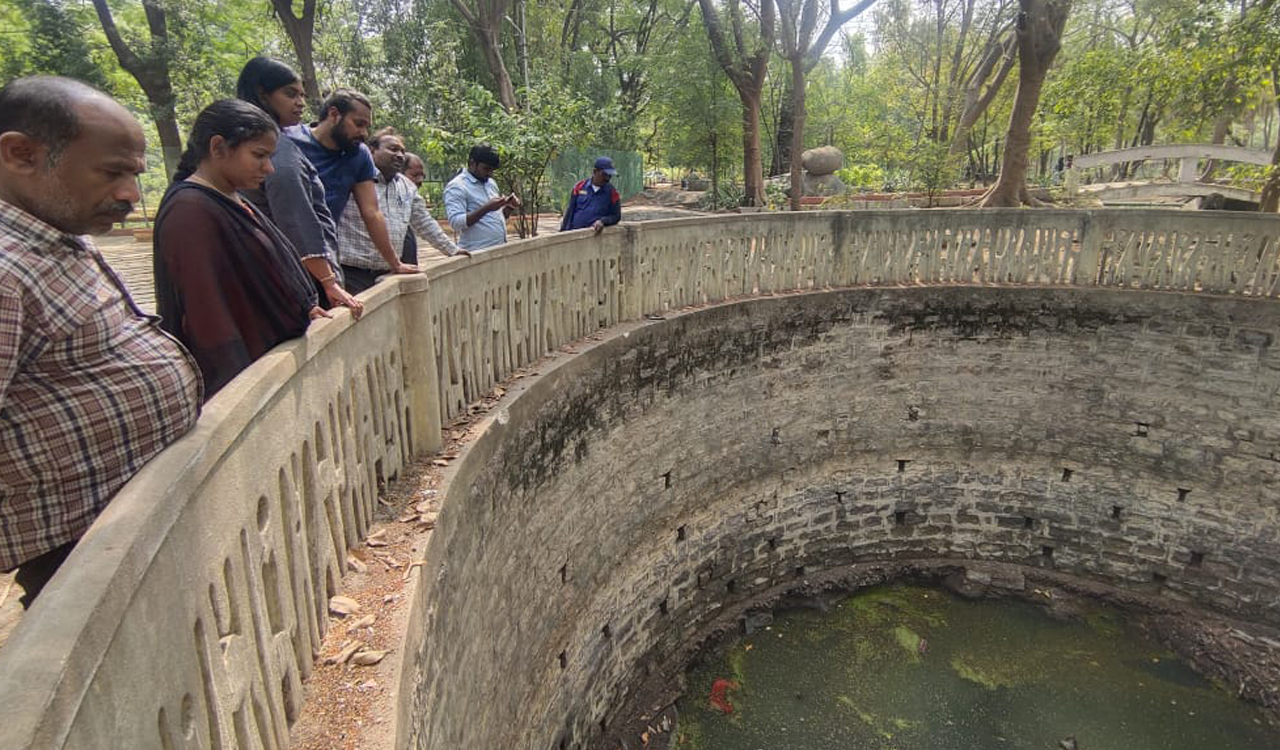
top-left (3, 0), bottom-right (1277, 212)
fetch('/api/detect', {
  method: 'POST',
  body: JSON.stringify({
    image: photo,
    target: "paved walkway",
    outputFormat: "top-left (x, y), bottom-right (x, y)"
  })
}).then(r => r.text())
top-left (97, 236), bottom-right (156, 312)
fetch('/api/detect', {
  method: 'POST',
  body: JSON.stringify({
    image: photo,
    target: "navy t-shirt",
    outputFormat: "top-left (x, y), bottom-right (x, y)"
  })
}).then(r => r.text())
top-left (285, 124), bottom-right (377, 222)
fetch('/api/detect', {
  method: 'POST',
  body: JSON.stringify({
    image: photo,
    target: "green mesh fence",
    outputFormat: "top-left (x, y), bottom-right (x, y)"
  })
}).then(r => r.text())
top-left (548, 147), bottom-right (644, 210)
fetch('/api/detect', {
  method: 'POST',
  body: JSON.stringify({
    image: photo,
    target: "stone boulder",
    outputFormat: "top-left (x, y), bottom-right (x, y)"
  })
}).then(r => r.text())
top-left (803, 172), bottom-right (847, 196)
top-left (801, 146), bottom-right (844, 176)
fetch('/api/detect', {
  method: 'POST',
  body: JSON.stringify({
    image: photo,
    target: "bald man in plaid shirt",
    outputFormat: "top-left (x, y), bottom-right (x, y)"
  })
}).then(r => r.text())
top-left (0, 77), bottom-right (200, 607)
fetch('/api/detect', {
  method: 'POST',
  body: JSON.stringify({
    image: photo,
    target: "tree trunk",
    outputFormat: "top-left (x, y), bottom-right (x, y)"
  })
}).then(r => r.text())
top-left (448, 0), bottom-right (518, 111)
top-left (696, 0), bottom-right (775, 207)
top-left (788, 54), bottom-right (805, 210)
top-left (91, 0), bottom-right (182, 180)
top-left (480, 27), bottom-right (518, 110)
top-left (949, 33), bottom-right (1017, 156)
top-left (1259, 74), bottom-right (1280, 213)
top-left (978, 0), bottom-right (1071, 207)
top-left (1200, 115), bottom-right (1231, 182)
top-left (1260, 138), bottom-right (1280, 212)
top-left (771, 79), bottom-right (794, 176)
top-left (271, 0), bottom-right (321, 115)
top-left (153, 110), bottom-right (183, 183)
top-left (772, 0), bottom-right (875, 206)
top-left (742, 91), bottom-right (766, 207)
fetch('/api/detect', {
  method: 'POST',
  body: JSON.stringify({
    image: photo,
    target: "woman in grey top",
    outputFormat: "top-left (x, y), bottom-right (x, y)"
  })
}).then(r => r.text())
top-left (235, 57), bottom-right (363, 319)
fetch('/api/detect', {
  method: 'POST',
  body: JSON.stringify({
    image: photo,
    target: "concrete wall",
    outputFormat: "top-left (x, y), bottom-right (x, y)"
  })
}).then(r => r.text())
top-left (0, 209), bottom-right (1277, 750)
top-left (400, 287), bottom-right (1280, 750)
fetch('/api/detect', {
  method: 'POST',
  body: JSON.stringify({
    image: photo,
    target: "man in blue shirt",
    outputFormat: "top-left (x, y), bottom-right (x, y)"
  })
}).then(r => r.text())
top-left (443, 145), bottom-right (519, 252)
top-left (560, 156), bottom-right (622, 233)
top-left (288, 89), bottom-right (416, 278)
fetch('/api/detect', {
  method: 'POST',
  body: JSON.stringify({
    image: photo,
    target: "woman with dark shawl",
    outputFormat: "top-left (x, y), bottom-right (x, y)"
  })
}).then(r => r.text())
top-left (154, 99), bottom-right (327, 398)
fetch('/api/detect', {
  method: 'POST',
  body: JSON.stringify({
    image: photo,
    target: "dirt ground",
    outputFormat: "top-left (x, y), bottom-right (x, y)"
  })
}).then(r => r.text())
top-left (287, 373), bottom-right (524, 750)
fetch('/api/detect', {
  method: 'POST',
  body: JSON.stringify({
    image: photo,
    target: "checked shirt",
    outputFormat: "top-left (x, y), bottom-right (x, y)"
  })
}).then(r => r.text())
top-left (0, 200), bottom-right (201, 570)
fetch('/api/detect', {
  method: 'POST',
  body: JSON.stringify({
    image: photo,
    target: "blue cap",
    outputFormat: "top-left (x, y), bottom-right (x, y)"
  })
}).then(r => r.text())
top-left (594, 156), bottom-right (617, 176)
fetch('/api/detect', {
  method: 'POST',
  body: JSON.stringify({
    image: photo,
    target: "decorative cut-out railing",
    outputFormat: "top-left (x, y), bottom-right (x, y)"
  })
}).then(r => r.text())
top-left (0, 209), bottom-right (1276, 749)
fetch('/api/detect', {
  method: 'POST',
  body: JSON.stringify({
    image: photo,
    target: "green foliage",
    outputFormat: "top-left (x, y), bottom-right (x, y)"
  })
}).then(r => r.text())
top-left (696, 180), bottom-right (745, 210)
top-left (472, 80), bottom-right (595, 235)
top-left (9, 0), bottom-right (108, 86)
top-left (835, 163), bottom-right (886, 190)
top-left (2, 0), bottom-right (1276, 213)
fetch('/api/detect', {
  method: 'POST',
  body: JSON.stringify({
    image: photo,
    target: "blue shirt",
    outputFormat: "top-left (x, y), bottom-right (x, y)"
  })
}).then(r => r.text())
top-left (285, 124), bottom-right (377, 222)
top-left (560, 178), bottom-right (621, 231)
top-left (443, 169), bottom-right (507, 251)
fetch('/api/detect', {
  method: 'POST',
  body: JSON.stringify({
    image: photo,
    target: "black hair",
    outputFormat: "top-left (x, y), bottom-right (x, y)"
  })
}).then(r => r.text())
top-left (235, 57), bottom-right (302, 123)
top-left (469, 144), bottom-right (500, 169)
top-left (0, 75), bottom-right (107, 164)
top-left (369, 126), bottom-right (401, 150)
top-left (174, 99), bottom-right (279, 182)
top-left (320, 88), bottom-right (373, 119)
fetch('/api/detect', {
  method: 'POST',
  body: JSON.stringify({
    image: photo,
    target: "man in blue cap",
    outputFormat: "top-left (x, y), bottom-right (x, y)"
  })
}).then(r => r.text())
top-left (560, 155), bottom-right (622, 233)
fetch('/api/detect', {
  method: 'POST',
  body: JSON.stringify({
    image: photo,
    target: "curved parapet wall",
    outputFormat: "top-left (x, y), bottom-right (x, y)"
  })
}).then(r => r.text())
top-left (399, 286), bottom-right (1280, 749)
top-left (0, 210), bottom-right (1277, 749)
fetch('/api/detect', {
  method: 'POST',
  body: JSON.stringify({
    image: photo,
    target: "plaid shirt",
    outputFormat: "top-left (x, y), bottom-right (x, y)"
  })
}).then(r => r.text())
top-left (0, 200), bottom-right (201, 570)
top-left (335, 171), bottom-right (460, 269)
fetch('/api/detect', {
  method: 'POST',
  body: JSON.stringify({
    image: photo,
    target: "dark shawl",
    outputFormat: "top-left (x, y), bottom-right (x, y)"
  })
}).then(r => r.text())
top-left (154, 181), bottom-right (318, 399)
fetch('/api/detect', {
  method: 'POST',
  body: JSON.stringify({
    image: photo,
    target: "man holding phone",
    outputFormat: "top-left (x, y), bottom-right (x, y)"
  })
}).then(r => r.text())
top-left (443, 144), bottom-right (520, 252)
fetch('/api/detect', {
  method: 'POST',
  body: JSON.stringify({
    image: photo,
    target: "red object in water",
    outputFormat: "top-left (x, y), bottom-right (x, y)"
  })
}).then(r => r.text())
top-left (709, 678), bottom-right (739, 714)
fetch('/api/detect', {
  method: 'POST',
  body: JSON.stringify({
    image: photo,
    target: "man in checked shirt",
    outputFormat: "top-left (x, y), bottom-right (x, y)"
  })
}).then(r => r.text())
top-left (0, 77), bottom-right (201, 607)
top-left (335, 128), bottom-right (469, 294)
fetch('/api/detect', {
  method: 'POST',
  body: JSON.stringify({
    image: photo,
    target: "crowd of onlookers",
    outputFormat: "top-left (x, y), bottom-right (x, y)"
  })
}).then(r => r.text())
top-left (0, 59), bottom-right (624, 608)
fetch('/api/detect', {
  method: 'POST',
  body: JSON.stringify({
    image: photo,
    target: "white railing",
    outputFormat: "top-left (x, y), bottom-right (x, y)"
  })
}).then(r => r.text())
top-left (0, 209), bottom-right (1276, 749)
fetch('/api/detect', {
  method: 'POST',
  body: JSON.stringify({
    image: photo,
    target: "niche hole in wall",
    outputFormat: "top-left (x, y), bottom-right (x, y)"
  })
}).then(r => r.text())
top-left (1041, 546), bottom-right (1055, 559)
top-left (1061, 467), bottom-right (1073, 482)
top-left (559, 564), bottom-right (568, 584)
top-left (1024, 516), bottom-right (1035, 530)
top-left (1177, 488), bottom-right (1191, 502)
top-left (897, 459), bottom-right (910, 473)
top-left (676, 525), bottom-right (686, 543)
top-left (894, 510), bottom-right (907, 526)
top-left (1111, 505), bottom-right (1123, 520)
top-left (558, 651), bottom-right (567, 670)
top-left (1189, 551), bottom-right (1205, 568)
top-left (1135, 422), bottom-right (1149, 437)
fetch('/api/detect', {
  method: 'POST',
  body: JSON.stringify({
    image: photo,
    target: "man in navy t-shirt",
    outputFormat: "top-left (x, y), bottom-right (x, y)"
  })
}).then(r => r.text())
top-left (560, 156), bottom-right (622, 233)
top-left (288, 89), bottom-right (417, 278)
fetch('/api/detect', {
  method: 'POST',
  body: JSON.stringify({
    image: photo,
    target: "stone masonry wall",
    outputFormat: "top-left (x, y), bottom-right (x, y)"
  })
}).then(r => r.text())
top-left (400, 286), bottom-right (1280, 750)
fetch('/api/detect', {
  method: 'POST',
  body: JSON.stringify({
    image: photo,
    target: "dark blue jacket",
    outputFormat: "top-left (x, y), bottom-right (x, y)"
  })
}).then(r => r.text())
top-left (560, 179), bottom-right (622, 231)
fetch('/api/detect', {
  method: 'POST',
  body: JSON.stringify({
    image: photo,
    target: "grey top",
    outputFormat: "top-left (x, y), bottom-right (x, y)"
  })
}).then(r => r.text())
top-left (242, 135), bottom-right (340, 269)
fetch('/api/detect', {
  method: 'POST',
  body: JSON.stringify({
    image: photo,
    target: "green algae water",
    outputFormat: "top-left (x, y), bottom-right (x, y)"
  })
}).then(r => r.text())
top-left (675, 584), bottom-right (1278, 750)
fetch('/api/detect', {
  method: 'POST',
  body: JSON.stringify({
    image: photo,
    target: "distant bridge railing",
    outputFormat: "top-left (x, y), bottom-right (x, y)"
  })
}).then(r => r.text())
top-left (1074, 144), bottom-right (1273, 184)
top-left (0, 208), bottom-right (1277, 749)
